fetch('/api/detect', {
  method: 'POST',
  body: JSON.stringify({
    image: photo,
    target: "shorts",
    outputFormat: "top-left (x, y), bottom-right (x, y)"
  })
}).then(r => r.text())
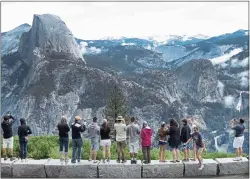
top-left (158, 140), bottom-right (167, 146)
top-left (182, 143), bottom-right (191, 150)
top-left (2, 137), bottom-right (14, 148)
top-left (100, 139), bottom-right (111, 147)
top-left (233, 136), bottom-right (244, 148)
top-left (170, 145), bottom-right (180, 150)
top-left (91, 140), bottom-right (99, 151)
top-left (129, 141), bottom-right (139, 153)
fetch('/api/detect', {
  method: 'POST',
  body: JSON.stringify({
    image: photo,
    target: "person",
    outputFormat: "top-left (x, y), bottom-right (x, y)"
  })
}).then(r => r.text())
top-left (88, 117), bottom-right (100, 163)
top-left (1, 113), bottom-right (17, 161)
top-left (141, 121), bottom-right (152, 164)
top-left (18, 118), bottom-right (32, 162)
top-left (231, 118), bottom-right (245, 161)
top-left (167, 119), bottom-right (181, 163)
top-left (126, 117), bottom-right (140, 164)
top-left (181, 118), bottom-right (191, 162)
top-left (188, 118), bottom-right (197, 161)
top-left (71, 116), bottom-right (86, 163)
top-left (158, 122), bottom-right (168, 162)
top-left (184, 126), bottom-right (206, 170)
top-left (114, 115), bottom-right (127, 163)
top-left (100, 119), bottom-right (111, 163)
top-left (57, 116), bottom-right (70, 163)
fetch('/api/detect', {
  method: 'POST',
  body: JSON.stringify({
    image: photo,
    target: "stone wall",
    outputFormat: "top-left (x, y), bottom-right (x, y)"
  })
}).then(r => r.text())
top-left (1, 158), bottom-right (249, 178)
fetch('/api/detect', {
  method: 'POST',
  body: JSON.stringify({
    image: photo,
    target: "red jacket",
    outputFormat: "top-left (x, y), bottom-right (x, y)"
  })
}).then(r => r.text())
top-left (141, 127), bottom-right (153, 147)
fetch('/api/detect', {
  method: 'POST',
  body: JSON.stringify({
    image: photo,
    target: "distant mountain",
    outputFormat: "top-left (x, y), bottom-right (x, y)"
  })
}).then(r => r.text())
top-left (1, 15), bottom-right (248, 153)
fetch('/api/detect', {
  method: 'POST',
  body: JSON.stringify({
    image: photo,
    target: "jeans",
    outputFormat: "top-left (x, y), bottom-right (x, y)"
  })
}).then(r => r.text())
top-left (142, 146), bottom-right (151, 163)
top-left (59, 137), bottom-right (69, 153)
top-left (117, 141), bottom-right (126, 161)
top-left (71, 138), bottom-right (83, 162)
top-left (19, 141), bottom-right (28, 159)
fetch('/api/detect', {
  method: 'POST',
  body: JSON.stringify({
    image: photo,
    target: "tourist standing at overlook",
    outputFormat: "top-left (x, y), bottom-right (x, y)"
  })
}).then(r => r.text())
top-left (1, 113), bottom-right (17, 161)
top-left (231, 118), bottom-right (245, 161)
top-left (57, 116), bottom-right (70, 164)
top-left (141, 121), bottom-right (153, 164)
top-left (88, 117), bottom-right (100, 163)
top-left (18, 118), bottom-right (32, 162)
top-left (181, 118), bottom-right (191, 161)
top-left (184, 126), bottom-right (206, 170)
top-left (71, 116), bottom-right (86, 163)
top-left (100, 119), bottom-right (111, 163)
top-left (167, 119), bottom-right (181, 163)
top-left (114, 116), bottom-right (127, 163)
top-left (158, 122), bottom-right (168, 162)
top-left (127, 117), bottom-right (140, 164)
top-left (188, 118), bottom-right (197, 161)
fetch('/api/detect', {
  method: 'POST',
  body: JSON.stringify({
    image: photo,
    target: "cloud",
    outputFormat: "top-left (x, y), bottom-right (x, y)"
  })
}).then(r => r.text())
top-left (237, 71), bottom-right (249, 87)
top-left (79, 41), bottom-right (102, 55)
top-left (224, 95), bottom-right (235, 108)
top-left (231, 57), bottom-right (249, 68)
top-left (210, 48), bottom-right (243, 65)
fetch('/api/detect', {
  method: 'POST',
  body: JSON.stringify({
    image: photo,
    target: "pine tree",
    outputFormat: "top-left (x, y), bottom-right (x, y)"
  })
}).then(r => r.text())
top-left (104, 85), bottom-right (128, 140)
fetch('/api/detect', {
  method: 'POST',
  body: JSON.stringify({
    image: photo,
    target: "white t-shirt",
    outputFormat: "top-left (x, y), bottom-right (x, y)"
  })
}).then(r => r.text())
top-left (114, 123), bottom-right (127, 142)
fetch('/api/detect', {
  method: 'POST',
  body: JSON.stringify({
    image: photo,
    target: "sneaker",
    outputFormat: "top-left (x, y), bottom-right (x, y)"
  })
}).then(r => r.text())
top-left (143, 160), bottom-right (148, 164)
top-left (77, 160), bottom-right (81, 163)
top-left (106, 158), bottom-right (110, 163)
top-left (10, 157), bottom-right (15, 161)
top-left (117, 159), bottom-right (121, 163)
top-left (187, 158), bottom-right (190, 162)
top-left (4, 156), bottom-right (8, 161)
top-left (170, 160), bottom-right (176, 163)
top-left (233, 157), bottom-right (241, 161)
top-left (134, 160), bottom-right (137, 164)
top-left (176, 160), bottom-right (181, 162)
top-left (121, 159), bottom-right (127, 163)
top-left (198, 164), bottom-right (204, 170)
top-left (88, 159), bottom-right (92, 162)
top-left (65, 158), bottom-right (69, 164)
top-left (60, 158), bottom-right (64, 163)
top-left (93, 160), bottom-right (98, 163)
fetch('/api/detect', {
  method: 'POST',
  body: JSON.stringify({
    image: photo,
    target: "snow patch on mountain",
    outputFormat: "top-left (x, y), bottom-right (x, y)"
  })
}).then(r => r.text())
top-left (224, 95), bottom-right (235, 108)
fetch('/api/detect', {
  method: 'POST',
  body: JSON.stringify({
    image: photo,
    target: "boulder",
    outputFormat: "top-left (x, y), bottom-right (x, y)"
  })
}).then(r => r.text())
top-left (12, 159), bottom-right (48, 178)
top-left (98, 160), bottom-right (142, 178)
top-left (45, 159), bottom-right (98, 178)
top-left (183, 159), bottom-right (218, 177)
top-left (215, 157), bottom-right (249, 175)
top-left (142, 160), bottom-right (184, 178)
top-left (1, 158), bottom-right (18, 177)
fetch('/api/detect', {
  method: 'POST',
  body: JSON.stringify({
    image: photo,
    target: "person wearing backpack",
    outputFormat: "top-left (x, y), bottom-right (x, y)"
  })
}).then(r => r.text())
top-left (88, 117), bottom-right (100, 163)
top-left (1, 113), bottom-right (17, 161)
top-left (18, 118), bottom-right (32, 162)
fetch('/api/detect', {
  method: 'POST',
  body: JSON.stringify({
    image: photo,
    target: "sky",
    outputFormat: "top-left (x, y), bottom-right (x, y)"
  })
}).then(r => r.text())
top-left (1, 2), bottom-right (248, 40)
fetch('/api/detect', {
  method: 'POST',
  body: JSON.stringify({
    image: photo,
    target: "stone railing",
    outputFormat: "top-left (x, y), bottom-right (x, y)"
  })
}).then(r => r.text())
top-left (1, 157), bottom-right (249, 178)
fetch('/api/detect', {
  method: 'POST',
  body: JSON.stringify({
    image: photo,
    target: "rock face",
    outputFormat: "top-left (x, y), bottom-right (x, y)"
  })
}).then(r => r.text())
top-left (12, 159), bottom-right (48, 178)
top-left (142, 160), bottom-right (184, 178)
top-left (1, 14), bottom-right (249, 152)
top-left (215, 157), bottom-right (249, 175)
top-left (45, 159), bottom-right (98, 178)
top-left (98, 160), bottom-right (141, 178)
top-left (183, 159), bottom-right (218, 177)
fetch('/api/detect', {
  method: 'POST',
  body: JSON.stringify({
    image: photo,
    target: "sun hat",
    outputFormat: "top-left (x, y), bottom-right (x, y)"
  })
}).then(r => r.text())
top-left (116, 115), bottom-right (124, 121)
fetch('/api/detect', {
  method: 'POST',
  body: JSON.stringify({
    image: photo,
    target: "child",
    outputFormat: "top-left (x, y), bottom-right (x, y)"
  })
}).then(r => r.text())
top-left (184, 126), bottom-right (206, 170)
top-left (181, 118), bottom-right (191, 161)
top-left (141, 121), bottom-right (153, 164)
top-left (158, 122), bottom-right (167, 162)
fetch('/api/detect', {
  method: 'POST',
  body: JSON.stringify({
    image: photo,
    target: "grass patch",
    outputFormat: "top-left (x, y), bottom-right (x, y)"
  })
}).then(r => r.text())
top-left (1, 136), bottom-right (246, 160)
